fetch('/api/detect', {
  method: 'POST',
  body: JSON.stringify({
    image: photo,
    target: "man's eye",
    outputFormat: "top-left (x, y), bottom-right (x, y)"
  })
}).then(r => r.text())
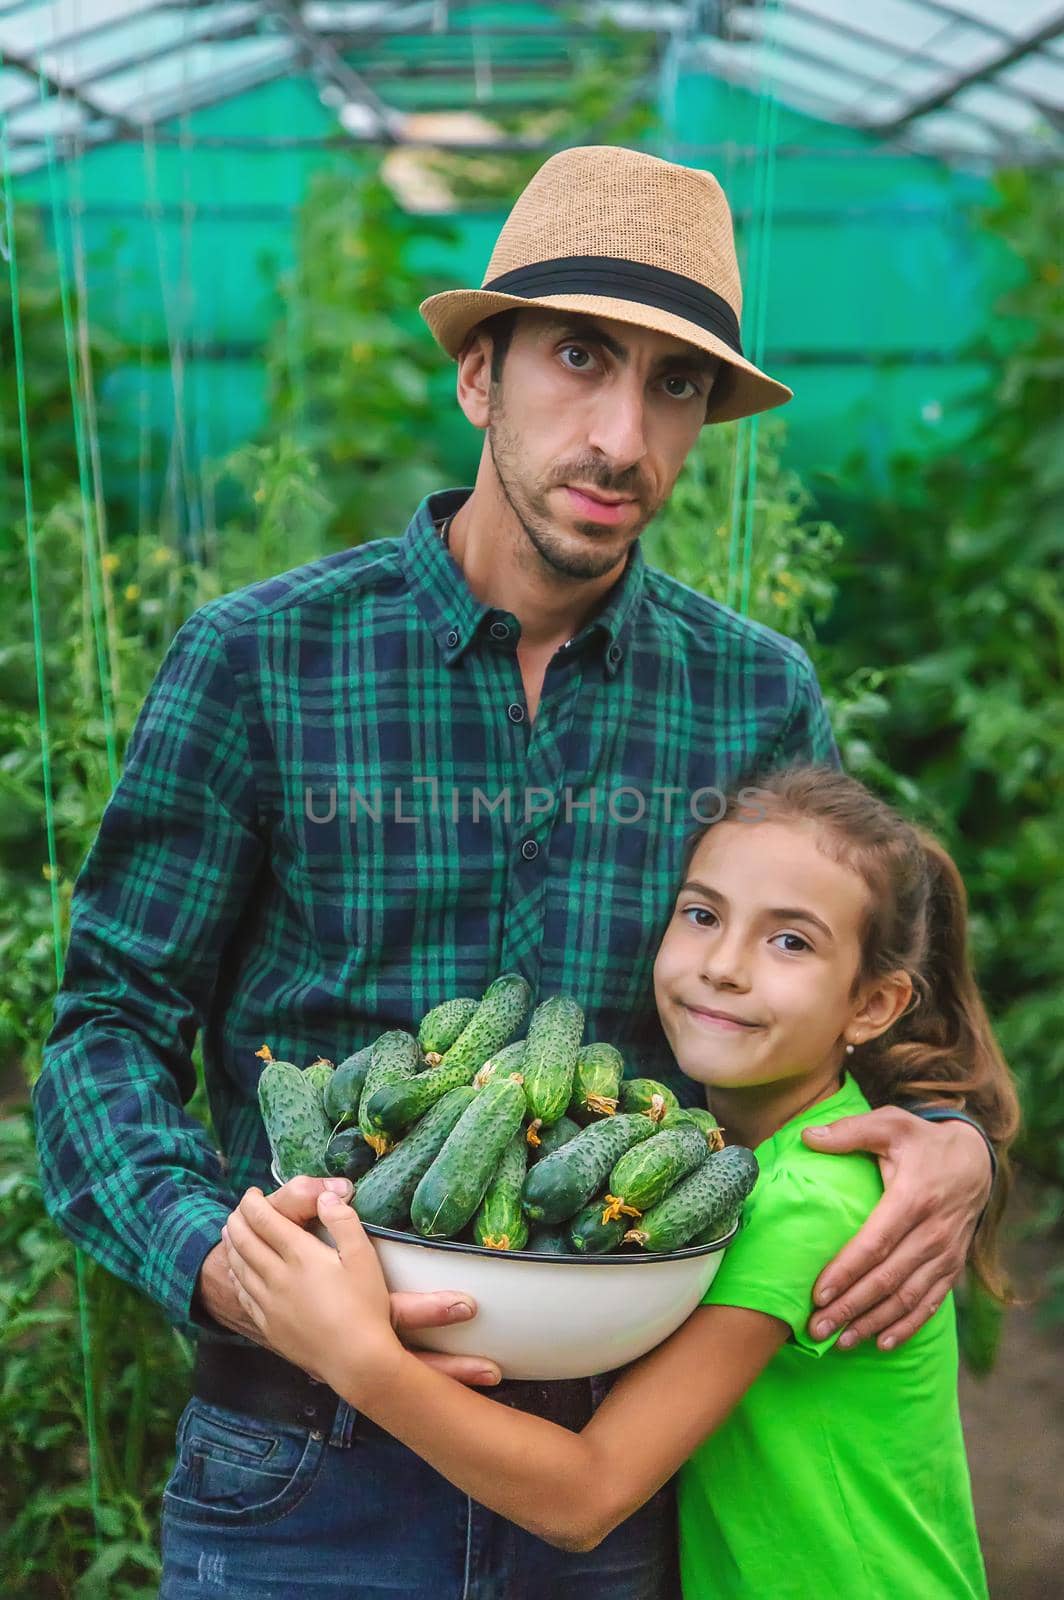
top-left (560, 347), bottom-right (699, 399)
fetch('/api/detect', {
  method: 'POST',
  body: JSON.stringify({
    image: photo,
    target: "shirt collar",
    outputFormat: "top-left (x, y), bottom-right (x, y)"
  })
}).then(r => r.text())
top-left (396, 487), bottom-right (646, 678)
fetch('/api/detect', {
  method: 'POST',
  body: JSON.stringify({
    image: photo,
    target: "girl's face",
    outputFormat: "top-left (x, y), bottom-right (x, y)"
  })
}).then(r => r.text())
top-left (652, 815), bottom-right (873, 1093)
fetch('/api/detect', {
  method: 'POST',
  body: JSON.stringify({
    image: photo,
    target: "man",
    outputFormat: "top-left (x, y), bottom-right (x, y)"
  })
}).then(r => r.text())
top-left (34, 145), bottom-right (996, 1598)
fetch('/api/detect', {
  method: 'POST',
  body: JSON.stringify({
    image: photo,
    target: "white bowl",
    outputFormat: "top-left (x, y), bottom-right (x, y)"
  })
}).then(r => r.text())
top-left (270, 1164), bottom-right (737, 1380)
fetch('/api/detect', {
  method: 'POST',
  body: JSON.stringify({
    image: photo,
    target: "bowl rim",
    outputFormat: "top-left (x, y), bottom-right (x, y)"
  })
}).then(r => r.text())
top-left (360, 1216), bottom-right (741, 1264)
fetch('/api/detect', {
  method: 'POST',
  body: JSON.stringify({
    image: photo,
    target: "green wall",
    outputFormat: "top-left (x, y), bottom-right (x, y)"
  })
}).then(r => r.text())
top-left (12, 61), bottom-right (1010, 506)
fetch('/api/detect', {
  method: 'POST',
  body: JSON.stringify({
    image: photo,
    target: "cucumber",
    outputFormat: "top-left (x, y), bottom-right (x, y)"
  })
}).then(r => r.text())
top-left (358, 1031), bottom-right (421, 1155)
top-left (302, 1057), bottom-right (335, 1104)
top-left (521, 1113), bottom-right (658, 1226)
top-left (324, 1126), bottom-right (377, 1182)
top-left (473, 1130), bottom-right (530, 1251)
top-left (256, 1046), bottom-right (332, 1180)
top-left (363, 1055), bottom-right (481, 1136)
top-left (568, 1197), bottom-right (626, 1254)
top-left (530, 1114), bottom-right (582, 1161)
top-left (526, 1225), bottom-right (572, 1256)
top-left (324, 1046), bottom-right (375, 1126)
top-left (472, 1038), bottom-right (527, 1089)
top-left (352, 1086), bottom-right (475, 1229)
top-left (662, 1106), bottom-right (726, 1152)
top-left (601, 1123), bottom-right (709, 1223)
top-left (619, 1077), bottom-right (680, 1124)
top-left (418, 997), bottom-right (479, 1064)
top-left (521, 995), bottom-right (585, 1145)
top-left (568, 1042), bottom-right (624, 1123)
top-left (624, 1146), bottom-right (759, 1252)
top-left (436, 973), bottom-right (532, 1076)
top-left (411, 1075), bottom-right (528, 1239)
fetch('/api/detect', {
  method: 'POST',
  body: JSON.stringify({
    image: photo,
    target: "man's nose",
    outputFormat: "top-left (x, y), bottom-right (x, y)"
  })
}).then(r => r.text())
top-left (585, 375), bottom-right (649, 469)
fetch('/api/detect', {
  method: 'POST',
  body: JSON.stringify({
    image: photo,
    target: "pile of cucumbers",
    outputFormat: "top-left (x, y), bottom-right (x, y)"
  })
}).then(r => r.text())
top-left (256, 972), bottom-right (758, 1256)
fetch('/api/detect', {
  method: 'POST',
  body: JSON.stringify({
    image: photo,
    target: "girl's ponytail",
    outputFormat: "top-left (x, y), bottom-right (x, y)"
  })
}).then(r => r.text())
top-left (891, 833), bottom-right (1020, 1299)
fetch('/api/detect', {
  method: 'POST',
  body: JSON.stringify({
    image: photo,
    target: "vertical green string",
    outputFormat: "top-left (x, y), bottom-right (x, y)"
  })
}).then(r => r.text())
top-left (66, 114), bottom-right (121, 705)
top-left (0, 122), bottom-right (104, 1552)
top-left (725, 46), bottom-right (771, 611)
top-left (38, 75), bottom-right (120, 789)
top-left (177, 14), bottom-right (206, 572)
top-left (739, 16), bottom-right (781, 619)
top-left (726, 0), bottom-right (782, 616)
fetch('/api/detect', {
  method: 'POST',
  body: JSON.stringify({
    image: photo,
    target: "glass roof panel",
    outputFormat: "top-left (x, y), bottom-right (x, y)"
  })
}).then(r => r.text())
top-left (4, 91), bottom-right (89, 137)
top-left (39, 4), bottom-right (264, 88)
top-left (0, 64), bottom-right (33, 110)
top-left (692, 37), bottom-right (857, 116)
top-left (89, 36), bottom-right (296, 120)
top-left (953, 81), bottom-right (1052, 135)
top-left (1000, 51), bottom-right (1064, 103)
top-left (954, 0), bottom-right (1064, 34)
top-left (907, 109), bottom-right (1003, 154)
top-left (0, 0), bottom-right (159, 58)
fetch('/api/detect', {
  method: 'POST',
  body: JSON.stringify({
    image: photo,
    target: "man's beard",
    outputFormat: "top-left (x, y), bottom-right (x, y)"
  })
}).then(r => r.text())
top-left (486, 397), bottom-right (644, 582)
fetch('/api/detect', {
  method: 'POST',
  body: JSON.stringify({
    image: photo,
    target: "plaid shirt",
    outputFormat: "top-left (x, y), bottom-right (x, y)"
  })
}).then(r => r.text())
top-left (33, 486), bottom-right (840, 1333)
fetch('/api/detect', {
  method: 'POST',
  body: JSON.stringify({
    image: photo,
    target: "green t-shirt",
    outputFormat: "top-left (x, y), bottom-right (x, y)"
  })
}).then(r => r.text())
top-left (677, 1074), bottom-right (988, 1599)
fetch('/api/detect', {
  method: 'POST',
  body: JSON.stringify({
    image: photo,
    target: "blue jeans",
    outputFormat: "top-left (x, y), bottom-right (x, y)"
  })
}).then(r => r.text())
top-left (159, 1393), bottom-right (681, 1599)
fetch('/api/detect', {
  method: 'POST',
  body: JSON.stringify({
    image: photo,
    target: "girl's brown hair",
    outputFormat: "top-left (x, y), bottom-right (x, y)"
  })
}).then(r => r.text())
top-left (681, 763), bottom-right (1021, 1299)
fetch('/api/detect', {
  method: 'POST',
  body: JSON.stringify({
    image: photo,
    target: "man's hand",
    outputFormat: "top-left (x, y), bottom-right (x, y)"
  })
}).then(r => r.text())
top-left (196, 1176), bottom-right (502, 1385)
top-left (801, 1108), bottom-right (993, 1351)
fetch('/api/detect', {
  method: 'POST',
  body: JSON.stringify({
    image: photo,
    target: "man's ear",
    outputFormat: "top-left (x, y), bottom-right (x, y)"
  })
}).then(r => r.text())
top-left (455, 331), bottom-right (493, 430)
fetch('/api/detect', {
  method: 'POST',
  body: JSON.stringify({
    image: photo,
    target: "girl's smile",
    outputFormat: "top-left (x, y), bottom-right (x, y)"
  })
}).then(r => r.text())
top-left (682, 1004), bottom-right (765, 1033)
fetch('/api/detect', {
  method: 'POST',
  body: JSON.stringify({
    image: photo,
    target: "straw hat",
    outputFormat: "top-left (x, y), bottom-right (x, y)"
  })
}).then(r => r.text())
top-left (419, 144), bottom-right (792, 425)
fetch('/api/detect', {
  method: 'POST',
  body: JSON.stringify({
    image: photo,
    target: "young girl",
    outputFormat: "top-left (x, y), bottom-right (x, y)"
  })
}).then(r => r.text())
top-left (223, 763), bottom-right (1018, 1597)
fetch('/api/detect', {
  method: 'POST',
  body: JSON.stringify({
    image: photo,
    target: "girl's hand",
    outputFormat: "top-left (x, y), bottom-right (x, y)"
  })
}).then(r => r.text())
top-left (223, 1188), bottom-right (402, 1399)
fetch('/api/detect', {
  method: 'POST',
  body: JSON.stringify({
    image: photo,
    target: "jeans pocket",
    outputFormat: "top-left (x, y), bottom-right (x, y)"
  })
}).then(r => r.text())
top-left (163, 1398), bottom-right (327, 1528)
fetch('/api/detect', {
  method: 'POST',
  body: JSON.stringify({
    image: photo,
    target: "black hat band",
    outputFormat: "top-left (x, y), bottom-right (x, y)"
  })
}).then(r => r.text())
top-left (481, 255), bottom-right (743, 358)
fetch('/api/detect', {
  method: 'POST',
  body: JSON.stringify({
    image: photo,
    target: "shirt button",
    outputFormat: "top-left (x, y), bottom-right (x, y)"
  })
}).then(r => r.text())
top-left (490, 620), bottom-right (510, 640)
top-left (507, 703), bottom-right (525, 723)
top-left (607, 642), bottom-right (623, 664)
top-left (520, 839), bottom-right (539, 861)
top-left (446, 629), bottom-right (459, 647)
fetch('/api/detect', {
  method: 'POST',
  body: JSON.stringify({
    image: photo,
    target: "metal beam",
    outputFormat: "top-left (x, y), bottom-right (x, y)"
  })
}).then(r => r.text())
top-left (264, 0), bottom-right (403, 142)
top-left (875, 6), bottom-right (1064, 134)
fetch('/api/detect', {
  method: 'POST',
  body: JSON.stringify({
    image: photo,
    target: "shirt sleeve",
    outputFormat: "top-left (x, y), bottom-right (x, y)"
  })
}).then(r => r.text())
top-left (701, 1154), bottom-right (880, 1357)
top-left (770, 648), bottom-right (842, 772)
top-left (31, 609), bottom-right (267, 1333)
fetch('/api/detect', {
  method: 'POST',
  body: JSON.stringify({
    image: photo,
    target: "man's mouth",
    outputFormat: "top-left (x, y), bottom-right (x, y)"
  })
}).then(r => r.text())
top-left (563, 486), bottom-right (637, 524)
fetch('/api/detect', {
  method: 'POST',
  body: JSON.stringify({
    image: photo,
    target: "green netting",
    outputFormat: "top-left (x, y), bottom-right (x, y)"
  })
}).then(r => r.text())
top-left (9, 64), bottom-right (1012, 508)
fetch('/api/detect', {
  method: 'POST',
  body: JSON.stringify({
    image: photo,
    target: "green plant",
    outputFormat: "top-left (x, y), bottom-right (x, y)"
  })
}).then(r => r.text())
top-left (642, 418), bottom-right (903, 790)
top-left (0, 1106), bottom-right (191, 1598)
top-left (815, 168), bottom-right (1064, 1211)
top-left (262, 164), bottom-right (460, 546)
